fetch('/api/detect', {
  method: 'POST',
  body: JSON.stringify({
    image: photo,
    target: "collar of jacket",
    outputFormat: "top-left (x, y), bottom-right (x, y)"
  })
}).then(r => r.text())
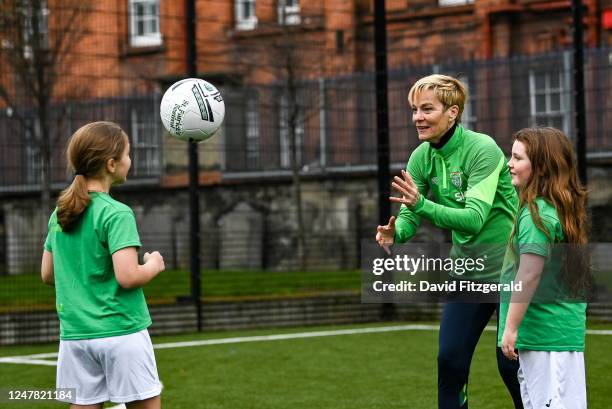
top-left (430, 123), bottom-right (464, 160)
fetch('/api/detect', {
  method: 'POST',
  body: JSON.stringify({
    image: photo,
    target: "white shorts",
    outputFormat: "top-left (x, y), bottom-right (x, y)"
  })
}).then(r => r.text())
top-left (518, 350), bottom-right (586, 409)
top-left (57, 329), bottom-right (162, 405)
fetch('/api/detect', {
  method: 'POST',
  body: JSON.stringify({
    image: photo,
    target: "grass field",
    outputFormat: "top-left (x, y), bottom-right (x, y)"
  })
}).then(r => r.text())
top-left (4, 268), bottom-right (610, 312)
top-left (0, 270), bottom-right (361, 311)
top-left (0, 322), bottom-right (610, 408)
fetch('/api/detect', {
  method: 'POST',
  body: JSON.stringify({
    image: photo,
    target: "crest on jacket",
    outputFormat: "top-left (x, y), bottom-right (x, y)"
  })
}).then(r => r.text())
top-left (450, 172), bottom-right (462, 189)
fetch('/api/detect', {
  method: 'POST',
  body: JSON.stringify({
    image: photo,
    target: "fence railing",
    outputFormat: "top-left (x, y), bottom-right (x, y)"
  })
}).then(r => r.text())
top-left (1, 48), bottom-right (612, 192)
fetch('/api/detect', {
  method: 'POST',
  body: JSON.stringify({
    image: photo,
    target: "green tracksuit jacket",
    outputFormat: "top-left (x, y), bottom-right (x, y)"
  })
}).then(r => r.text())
top-left (394, 124), bottom-right (518, 281)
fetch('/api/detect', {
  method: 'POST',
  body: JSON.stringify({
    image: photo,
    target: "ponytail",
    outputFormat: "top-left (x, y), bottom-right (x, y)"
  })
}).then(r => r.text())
top-left (57, 174), bottom-right (91, 231)
top-left (55, 121), bottom-right (127, 232)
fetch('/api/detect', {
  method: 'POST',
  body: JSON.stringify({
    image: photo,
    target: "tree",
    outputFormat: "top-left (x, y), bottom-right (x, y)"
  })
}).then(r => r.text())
top-left (278, 4), bottom-right (306, 270)
top-left (231, 2), bottom-right (325, 270)
top-left (0, 0), bottom-right (92, 223)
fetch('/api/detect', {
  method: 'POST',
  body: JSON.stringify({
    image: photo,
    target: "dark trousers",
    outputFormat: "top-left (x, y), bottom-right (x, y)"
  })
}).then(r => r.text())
top-left (438, 302), bottom-right (523, 409)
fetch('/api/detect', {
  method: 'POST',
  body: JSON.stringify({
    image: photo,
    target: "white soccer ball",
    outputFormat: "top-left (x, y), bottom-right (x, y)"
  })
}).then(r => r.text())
top-left (160, 78), bottom-right (225, 142)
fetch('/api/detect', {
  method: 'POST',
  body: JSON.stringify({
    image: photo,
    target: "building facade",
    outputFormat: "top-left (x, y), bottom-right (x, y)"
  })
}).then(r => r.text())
top-left (1, 0), bottom-right (611, 273)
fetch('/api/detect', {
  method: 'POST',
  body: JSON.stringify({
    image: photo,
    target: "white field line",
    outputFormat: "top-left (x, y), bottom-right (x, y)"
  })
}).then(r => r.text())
top-left (1, 324), bottom-right (611, 368)
top-left (0, 357), bottom-right (58, 366)
top-left (153, 323), bottom-right (444, 350)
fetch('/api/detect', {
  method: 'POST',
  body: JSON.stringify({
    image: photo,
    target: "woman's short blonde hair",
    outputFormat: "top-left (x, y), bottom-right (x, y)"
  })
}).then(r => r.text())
top-left (408, 74), bottom-right (468, 123)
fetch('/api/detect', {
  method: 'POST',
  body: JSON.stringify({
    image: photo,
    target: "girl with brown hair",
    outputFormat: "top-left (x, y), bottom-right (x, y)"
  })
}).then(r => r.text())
top-left (41, 121), bottom-right (165, 409)
top-left (500, 127), bottom-right (589, 409)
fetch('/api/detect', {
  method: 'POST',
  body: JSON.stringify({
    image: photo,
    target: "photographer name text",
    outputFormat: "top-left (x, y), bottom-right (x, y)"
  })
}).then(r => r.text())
top-left (372, 280), bottom-right (522, 294)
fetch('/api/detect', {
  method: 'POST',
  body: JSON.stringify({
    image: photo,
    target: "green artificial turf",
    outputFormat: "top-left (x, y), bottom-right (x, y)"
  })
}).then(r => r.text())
top-left (0, 270), bottom-right (362, 311)
top-left (0, 322), bottom-right (610, 409)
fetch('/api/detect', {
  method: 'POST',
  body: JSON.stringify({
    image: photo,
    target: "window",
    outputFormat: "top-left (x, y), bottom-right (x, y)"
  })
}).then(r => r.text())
top-left (335, 30), bottom-right (344, 54)
top-left (129, 0), bottom-right (162, 47)
top-left (235, 0), bottom-right (257, 30)
top-left (130, 108), bottom-right (162, 177)
top-left (22, 0), bottom-right (49, 59)
top-left (439, 0), bottom-right (474, 6)
top-left (245, 96), bottom-right (260, 169)
top-left (457, 75), bottom-right (476, 130)
top-left (279, 96), bottom-right (303, 169)
top-left (24, 122), bottom-right (41, 184)
top-left (25, 144), bottom-right (41, 184)
top-left (529, 70), bottom-right (570, 134)
top-left (278, 0), bottom-right (300, 25)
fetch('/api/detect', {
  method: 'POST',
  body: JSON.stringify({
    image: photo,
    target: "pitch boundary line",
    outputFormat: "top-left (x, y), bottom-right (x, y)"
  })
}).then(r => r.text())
top-left (1, 324), bottom-right (611, 368)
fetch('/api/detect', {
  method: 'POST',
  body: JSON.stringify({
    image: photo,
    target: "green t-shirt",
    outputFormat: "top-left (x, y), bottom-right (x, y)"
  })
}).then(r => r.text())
top-left (497, 198), bottom-right (586, 351)
top-left (394, 125), bottom-right (518, 280)
top-left (44, 192), bottom-right (152, 340)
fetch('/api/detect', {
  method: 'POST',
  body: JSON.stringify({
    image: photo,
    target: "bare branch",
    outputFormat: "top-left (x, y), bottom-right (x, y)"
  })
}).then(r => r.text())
top-left (0, 0), bottom-right (93, 216)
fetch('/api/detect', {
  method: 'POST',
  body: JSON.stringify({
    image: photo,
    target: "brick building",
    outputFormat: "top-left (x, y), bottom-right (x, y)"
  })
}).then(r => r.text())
top-left (1, 0), bottom-right (612, 273)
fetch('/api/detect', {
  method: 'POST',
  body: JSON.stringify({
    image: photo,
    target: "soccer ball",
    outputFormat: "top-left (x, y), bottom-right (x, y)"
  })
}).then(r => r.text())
top-left (160, 78), bottom-right (225, 142)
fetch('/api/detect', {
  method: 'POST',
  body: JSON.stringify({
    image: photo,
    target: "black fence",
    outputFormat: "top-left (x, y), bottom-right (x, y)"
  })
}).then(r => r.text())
top-left (1, 47), bottom-right (612, 192)
top-left (2, 47), bottom-right (612, 344)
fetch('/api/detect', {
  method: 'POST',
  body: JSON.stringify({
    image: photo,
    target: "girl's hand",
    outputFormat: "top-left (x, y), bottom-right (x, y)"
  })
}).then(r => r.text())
top-left (144, 251), bottom-right (165, 274)
top-left (501, 328), bottom-right (519, 360)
